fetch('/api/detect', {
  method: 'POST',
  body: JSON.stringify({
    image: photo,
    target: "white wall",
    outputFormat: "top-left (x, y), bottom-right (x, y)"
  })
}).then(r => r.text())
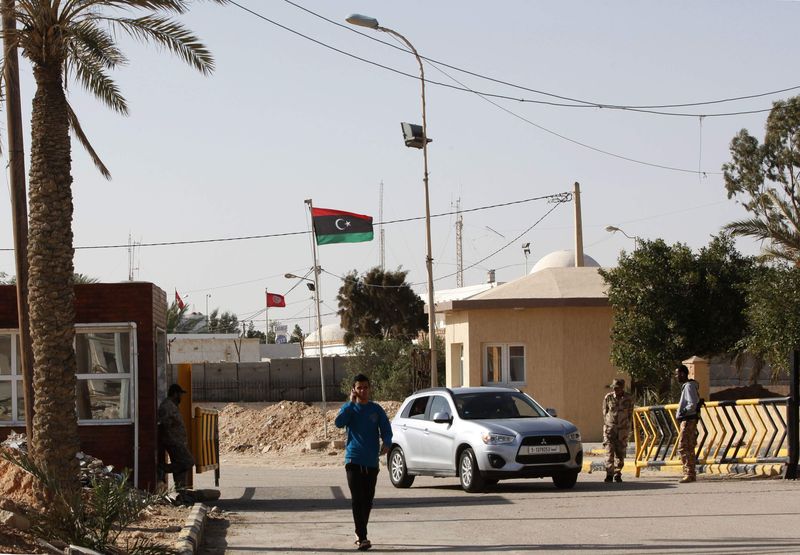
top-left (168, 334), bottom-right (261, 363)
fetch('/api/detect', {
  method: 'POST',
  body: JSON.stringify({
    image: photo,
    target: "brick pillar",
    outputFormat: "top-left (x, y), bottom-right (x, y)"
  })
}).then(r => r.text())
top-left (682, 356), bottom-right (710, 400)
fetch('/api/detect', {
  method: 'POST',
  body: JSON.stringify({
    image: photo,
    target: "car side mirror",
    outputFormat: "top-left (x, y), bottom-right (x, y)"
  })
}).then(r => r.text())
top-left (546, 408), bottom-right (558, 417)
top-left (432, 411), bottom-right (452, 424)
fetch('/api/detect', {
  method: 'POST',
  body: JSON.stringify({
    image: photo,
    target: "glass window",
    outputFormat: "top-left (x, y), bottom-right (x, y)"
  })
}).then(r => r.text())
top-left (0, 381), bottom-right (12, 421)
top-left (485, 346), bottom-right (502, 383)
top-left (0, 335), bottom-right (11, 376)
top-left (509, 346), bottom-right (525, 382)
top-left (406, 396), bottom-right (429, 420)
top-left (428, 395), bottom-right (451, 420)
top-left (75, 326), bottom-right (134, 423)
top-left (483, 344), bottom-right (526, 385)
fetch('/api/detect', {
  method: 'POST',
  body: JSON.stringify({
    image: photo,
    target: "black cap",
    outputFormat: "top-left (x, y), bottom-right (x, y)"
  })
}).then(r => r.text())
top-left (168, 384), bottom-right (187, 396)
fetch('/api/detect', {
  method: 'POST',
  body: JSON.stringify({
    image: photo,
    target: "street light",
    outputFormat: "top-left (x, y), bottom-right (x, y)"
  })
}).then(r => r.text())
top-left (347, 13), bottom-right (438, 388)
top-left (605, 225), bottom-right (640, 249)
top-left (286, 271), bottom-right (328, 437)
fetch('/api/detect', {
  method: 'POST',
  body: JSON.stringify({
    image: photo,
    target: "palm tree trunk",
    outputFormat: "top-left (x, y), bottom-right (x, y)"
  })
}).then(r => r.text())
top-left (27, 62), bottom-right (80, 487)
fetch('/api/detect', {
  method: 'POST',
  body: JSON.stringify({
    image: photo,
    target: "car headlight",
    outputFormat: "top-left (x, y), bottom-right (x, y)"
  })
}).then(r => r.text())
top-left (566, 431), bottom-right (581, 442)
top-left (481, 432), bottom-right (515, 445)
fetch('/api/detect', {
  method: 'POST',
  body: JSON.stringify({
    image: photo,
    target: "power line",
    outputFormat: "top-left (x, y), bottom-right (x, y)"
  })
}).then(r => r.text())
top-left (229, 1), bottom-right (790, 118)
top-left (0, 191), bottom-right (568, 252)
top-left (280, 0), bottom-right (799, 113)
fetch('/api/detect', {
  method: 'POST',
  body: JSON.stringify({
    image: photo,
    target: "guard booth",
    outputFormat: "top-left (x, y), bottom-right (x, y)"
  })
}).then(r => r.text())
top-left (1, 282), bottom-right (171, 490)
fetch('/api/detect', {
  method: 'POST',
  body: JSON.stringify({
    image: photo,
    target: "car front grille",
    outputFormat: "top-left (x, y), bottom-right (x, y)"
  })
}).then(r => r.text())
top-left (516, 435), bottom-right (570, 464)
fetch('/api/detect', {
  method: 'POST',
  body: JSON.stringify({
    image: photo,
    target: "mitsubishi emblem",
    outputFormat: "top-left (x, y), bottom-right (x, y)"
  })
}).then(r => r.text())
top-left (540, 438), bottom-right (548, 445)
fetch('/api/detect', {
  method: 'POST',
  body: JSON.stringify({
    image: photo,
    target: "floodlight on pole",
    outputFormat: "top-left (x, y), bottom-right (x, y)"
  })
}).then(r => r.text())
top-left (346, 13), bottom-right (438, 388)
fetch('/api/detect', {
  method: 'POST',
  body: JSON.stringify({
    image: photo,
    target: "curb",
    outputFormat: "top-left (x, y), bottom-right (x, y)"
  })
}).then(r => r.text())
top-left (582, 458), bottom-right (785, 477)
top-left (175, 503), bottom-right (208, 555)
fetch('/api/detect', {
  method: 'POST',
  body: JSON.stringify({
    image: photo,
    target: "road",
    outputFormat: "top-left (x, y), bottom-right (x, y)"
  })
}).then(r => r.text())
top-left (196, 460), bottom-right (800, 554)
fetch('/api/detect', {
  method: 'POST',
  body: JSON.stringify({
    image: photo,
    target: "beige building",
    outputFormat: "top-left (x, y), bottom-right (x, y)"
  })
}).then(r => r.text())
top-left (437, 252), bottom-right (620, 442)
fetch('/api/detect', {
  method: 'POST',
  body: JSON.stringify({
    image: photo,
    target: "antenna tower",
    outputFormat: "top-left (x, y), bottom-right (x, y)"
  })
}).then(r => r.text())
top-left (455, 198), bottom-right (463, 287)
top-left (127, 233), bottom-right (140, 281)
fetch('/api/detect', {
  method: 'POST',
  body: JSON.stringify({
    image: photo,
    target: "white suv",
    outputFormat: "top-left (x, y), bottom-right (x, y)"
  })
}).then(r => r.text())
top-left (388, 387), bottom-right (583, 492)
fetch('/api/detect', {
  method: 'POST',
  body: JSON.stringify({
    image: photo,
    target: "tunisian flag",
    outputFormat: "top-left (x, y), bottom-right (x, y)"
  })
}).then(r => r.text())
top-left (266, 292), bottom-right (286, 308)
top-left (175, 290), bottom-right (185, 310)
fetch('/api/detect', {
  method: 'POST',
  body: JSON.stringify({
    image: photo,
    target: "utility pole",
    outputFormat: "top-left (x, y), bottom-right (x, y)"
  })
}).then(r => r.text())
top-left (3, 0), bottom-right (34, 440)
top-left (379, 181), bottom-right (385, 270)
top-left (455, 198), bottom-right (463, 288)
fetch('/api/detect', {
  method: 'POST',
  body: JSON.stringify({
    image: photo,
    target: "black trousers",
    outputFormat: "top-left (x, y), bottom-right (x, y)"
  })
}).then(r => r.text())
top-left (345, 463), bottom-right (379, 541)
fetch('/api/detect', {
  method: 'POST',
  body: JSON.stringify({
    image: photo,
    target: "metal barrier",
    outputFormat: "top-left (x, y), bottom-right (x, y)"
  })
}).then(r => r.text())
top-left (193, 407), bottom-right (220, 486)
top-left (633, 397), bottom-right (789, 476)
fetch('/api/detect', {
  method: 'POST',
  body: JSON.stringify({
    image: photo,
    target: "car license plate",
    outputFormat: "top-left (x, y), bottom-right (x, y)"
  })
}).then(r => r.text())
top-left (522, 445), bottom-right (565, 455)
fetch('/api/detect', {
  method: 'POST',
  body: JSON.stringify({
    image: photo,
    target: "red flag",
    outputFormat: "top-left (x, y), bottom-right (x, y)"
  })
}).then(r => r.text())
top-left (175, 290), bottom-right (185, 310)
top-left (266, 292), bottom-right (286, 308)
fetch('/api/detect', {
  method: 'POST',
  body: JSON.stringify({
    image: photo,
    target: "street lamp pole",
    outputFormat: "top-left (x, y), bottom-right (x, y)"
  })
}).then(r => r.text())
top-left (605, 225), bottom-right (640, 249)
top-left (346, 14), bottom-right (438, 387)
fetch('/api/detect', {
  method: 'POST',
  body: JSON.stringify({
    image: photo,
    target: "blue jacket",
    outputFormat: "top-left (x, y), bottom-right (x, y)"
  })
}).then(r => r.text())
top-left (334, 400), bottom-right (393, 468)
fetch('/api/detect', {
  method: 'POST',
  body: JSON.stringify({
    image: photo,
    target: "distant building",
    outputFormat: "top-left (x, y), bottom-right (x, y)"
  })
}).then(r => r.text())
top-left (304, 323), bottom-right (348, 357)
top-left (438, 250), bottom-right (617, 442)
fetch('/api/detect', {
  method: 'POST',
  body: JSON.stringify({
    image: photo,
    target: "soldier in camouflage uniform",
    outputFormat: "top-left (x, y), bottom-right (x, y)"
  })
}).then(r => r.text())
top-left (158, 384), bottom-right (195, 491)
top-left (602, 378), bottom-right (634, 483)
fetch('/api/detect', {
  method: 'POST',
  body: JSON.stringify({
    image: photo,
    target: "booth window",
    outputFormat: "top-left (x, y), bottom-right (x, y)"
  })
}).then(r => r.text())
top-left (0, 324), bottom-right (136, 426)
top-left (483, 343), bottom-right (526, 386)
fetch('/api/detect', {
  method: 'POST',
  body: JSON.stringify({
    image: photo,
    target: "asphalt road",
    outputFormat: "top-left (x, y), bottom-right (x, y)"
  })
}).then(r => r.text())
top-left (196, 462), bottom-right (800, 554)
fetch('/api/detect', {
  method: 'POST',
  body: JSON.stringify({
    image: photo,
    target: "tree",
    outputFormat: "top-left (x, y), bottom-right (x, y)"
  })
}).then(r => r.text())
top-left (245, 321), bottom-right (266, 343)
top-left (166, 301), bottom-right (191, 333)
top-left (207, 309), bottom-right (239, 334)
top-left (290, 324), bottom-right (304, 344)
top-left (722, 95), bottom-right (800, 265)
top-left (740, 264), bottom-right (800, 378)
top-left (599, 235), bottom-right (753, 394)
top-left (341, 338), bottom-right (414, 400)
top-left (2, 0), bottom-right (222, 487)
top-left (336, 267), bottom-right (427, 345)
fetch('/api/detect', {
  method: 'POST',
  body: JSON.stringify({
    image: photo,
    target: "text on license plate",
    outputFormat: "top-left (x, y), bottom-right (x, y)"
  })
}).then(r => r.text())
top-left (522, 445), bottom-right (566, 455)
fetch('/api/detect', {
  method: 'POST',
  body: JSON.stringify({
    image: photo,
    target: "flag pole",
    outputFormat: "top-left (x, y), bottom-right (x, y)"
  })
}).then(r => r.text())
top-left (264, 289), bottom-right (269, 343)
top-left (305, 198), bottom-right (328, 438)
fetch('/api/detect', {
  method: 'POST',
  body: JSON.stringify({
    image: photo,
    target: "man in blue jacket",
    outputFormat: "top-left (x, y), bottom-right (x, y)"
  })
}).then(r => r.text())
top-left (335, 373), bottom-right (393, 551)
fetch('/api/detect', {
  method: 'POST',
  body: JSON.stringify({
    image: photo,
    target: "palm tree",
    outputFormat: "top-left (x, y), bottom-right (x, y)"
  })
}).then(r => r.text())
top-left (2, 0), bottom-right (223, 487)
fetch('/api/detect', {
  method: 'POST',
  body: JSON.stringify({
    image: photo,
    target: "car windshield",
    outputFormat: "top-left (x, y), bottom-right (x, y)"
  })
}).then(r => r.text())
top-left (453, 391), bottom-right (548, 420)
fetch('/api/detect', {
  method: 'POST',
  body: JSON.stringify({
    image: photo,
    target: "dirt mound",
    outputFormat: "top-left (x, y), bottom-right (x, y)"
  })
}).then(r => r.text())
top-left (0, 447), bottom-right (43, 513)
top-left (219, 400), bottom-right (402, 455)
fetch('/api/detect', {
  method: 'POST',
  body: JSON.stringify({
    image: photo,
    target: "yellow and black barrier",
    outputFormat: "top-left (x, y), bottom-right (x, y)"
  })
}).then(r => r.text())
top-left (633, 397), bottom-right (789, 477)
top-left (193, 406), bottom-right (220, 486)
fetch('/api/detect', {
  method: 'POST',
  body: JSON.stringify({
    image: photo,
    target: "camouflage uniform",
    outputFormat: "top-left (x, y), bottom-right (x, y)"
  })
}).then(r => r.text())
top-left (603, 388), bottom-right (634, 479)
top-left (678, 420), bottom-right (698, 479)
top-left (158, 396), bottom-right (195, 489)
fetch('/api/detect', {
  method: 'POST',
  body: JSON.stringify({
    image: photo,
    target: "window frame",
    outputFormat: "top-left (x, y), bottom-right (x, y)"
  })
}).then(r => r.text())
top-left (0, 323), bottom-right (138, 427)
top-left (482, 342), bottom-right (526, 386)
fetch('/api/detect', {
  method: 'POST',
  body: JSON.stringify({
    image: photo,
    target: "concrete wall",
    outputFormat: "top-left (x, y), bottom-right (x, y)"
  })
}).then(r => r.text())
top-left (445, 305), bottom-right (618, 442)
top-left (168, 335), bottom-right (262, 364)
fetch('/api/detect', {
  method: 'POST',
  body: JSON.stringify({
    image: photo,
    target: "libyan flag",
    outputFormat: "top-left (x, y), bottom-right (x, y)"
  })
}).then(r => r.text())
top-left (311, 207), bottom-right (374, 245)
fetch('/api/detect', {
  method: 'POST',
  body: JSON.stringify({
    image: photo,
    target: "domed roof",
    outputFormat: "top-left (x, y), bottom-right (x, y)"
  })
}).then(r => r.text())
top-left (530, 250), bottom-right (599, 274)
top-left (305, 323), bottom-right (346, 346)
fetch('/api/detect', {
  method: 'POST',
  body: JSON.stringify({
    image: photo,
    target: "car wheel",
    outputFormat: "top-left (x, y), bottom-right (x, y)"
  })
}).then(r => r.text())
top-left (459, 448), bottom-right (485, 493)
top-left (388, 447), bottom-right (415, 488)
top-left (552, 471), bottom-right (578, 489)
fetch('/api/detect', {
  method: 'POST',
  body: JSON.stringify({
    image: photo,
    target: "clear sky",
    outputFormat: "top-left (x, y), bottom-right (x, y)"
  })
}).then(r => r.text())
top-left (1, 0), bottom-right (798, 334)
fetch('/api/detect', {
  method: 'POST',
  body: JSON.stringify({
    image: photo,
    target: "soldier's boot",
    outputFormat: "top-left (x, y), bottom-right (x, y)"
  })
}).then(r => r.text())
top-left (604, 473), bottom-right (614, 483)
top-left (613, 473), bottom-right (623, 483)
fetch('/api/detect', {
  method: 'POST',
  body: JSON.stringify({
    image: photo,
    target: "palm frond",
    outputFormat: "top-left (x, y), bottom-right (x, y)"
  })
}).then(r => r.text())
top-left (108, 14), bottom-right (215, 74)
top-left (68, 49), bottom-right (128, 114)
top-left (66, 100), bottom-right (111, 179)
